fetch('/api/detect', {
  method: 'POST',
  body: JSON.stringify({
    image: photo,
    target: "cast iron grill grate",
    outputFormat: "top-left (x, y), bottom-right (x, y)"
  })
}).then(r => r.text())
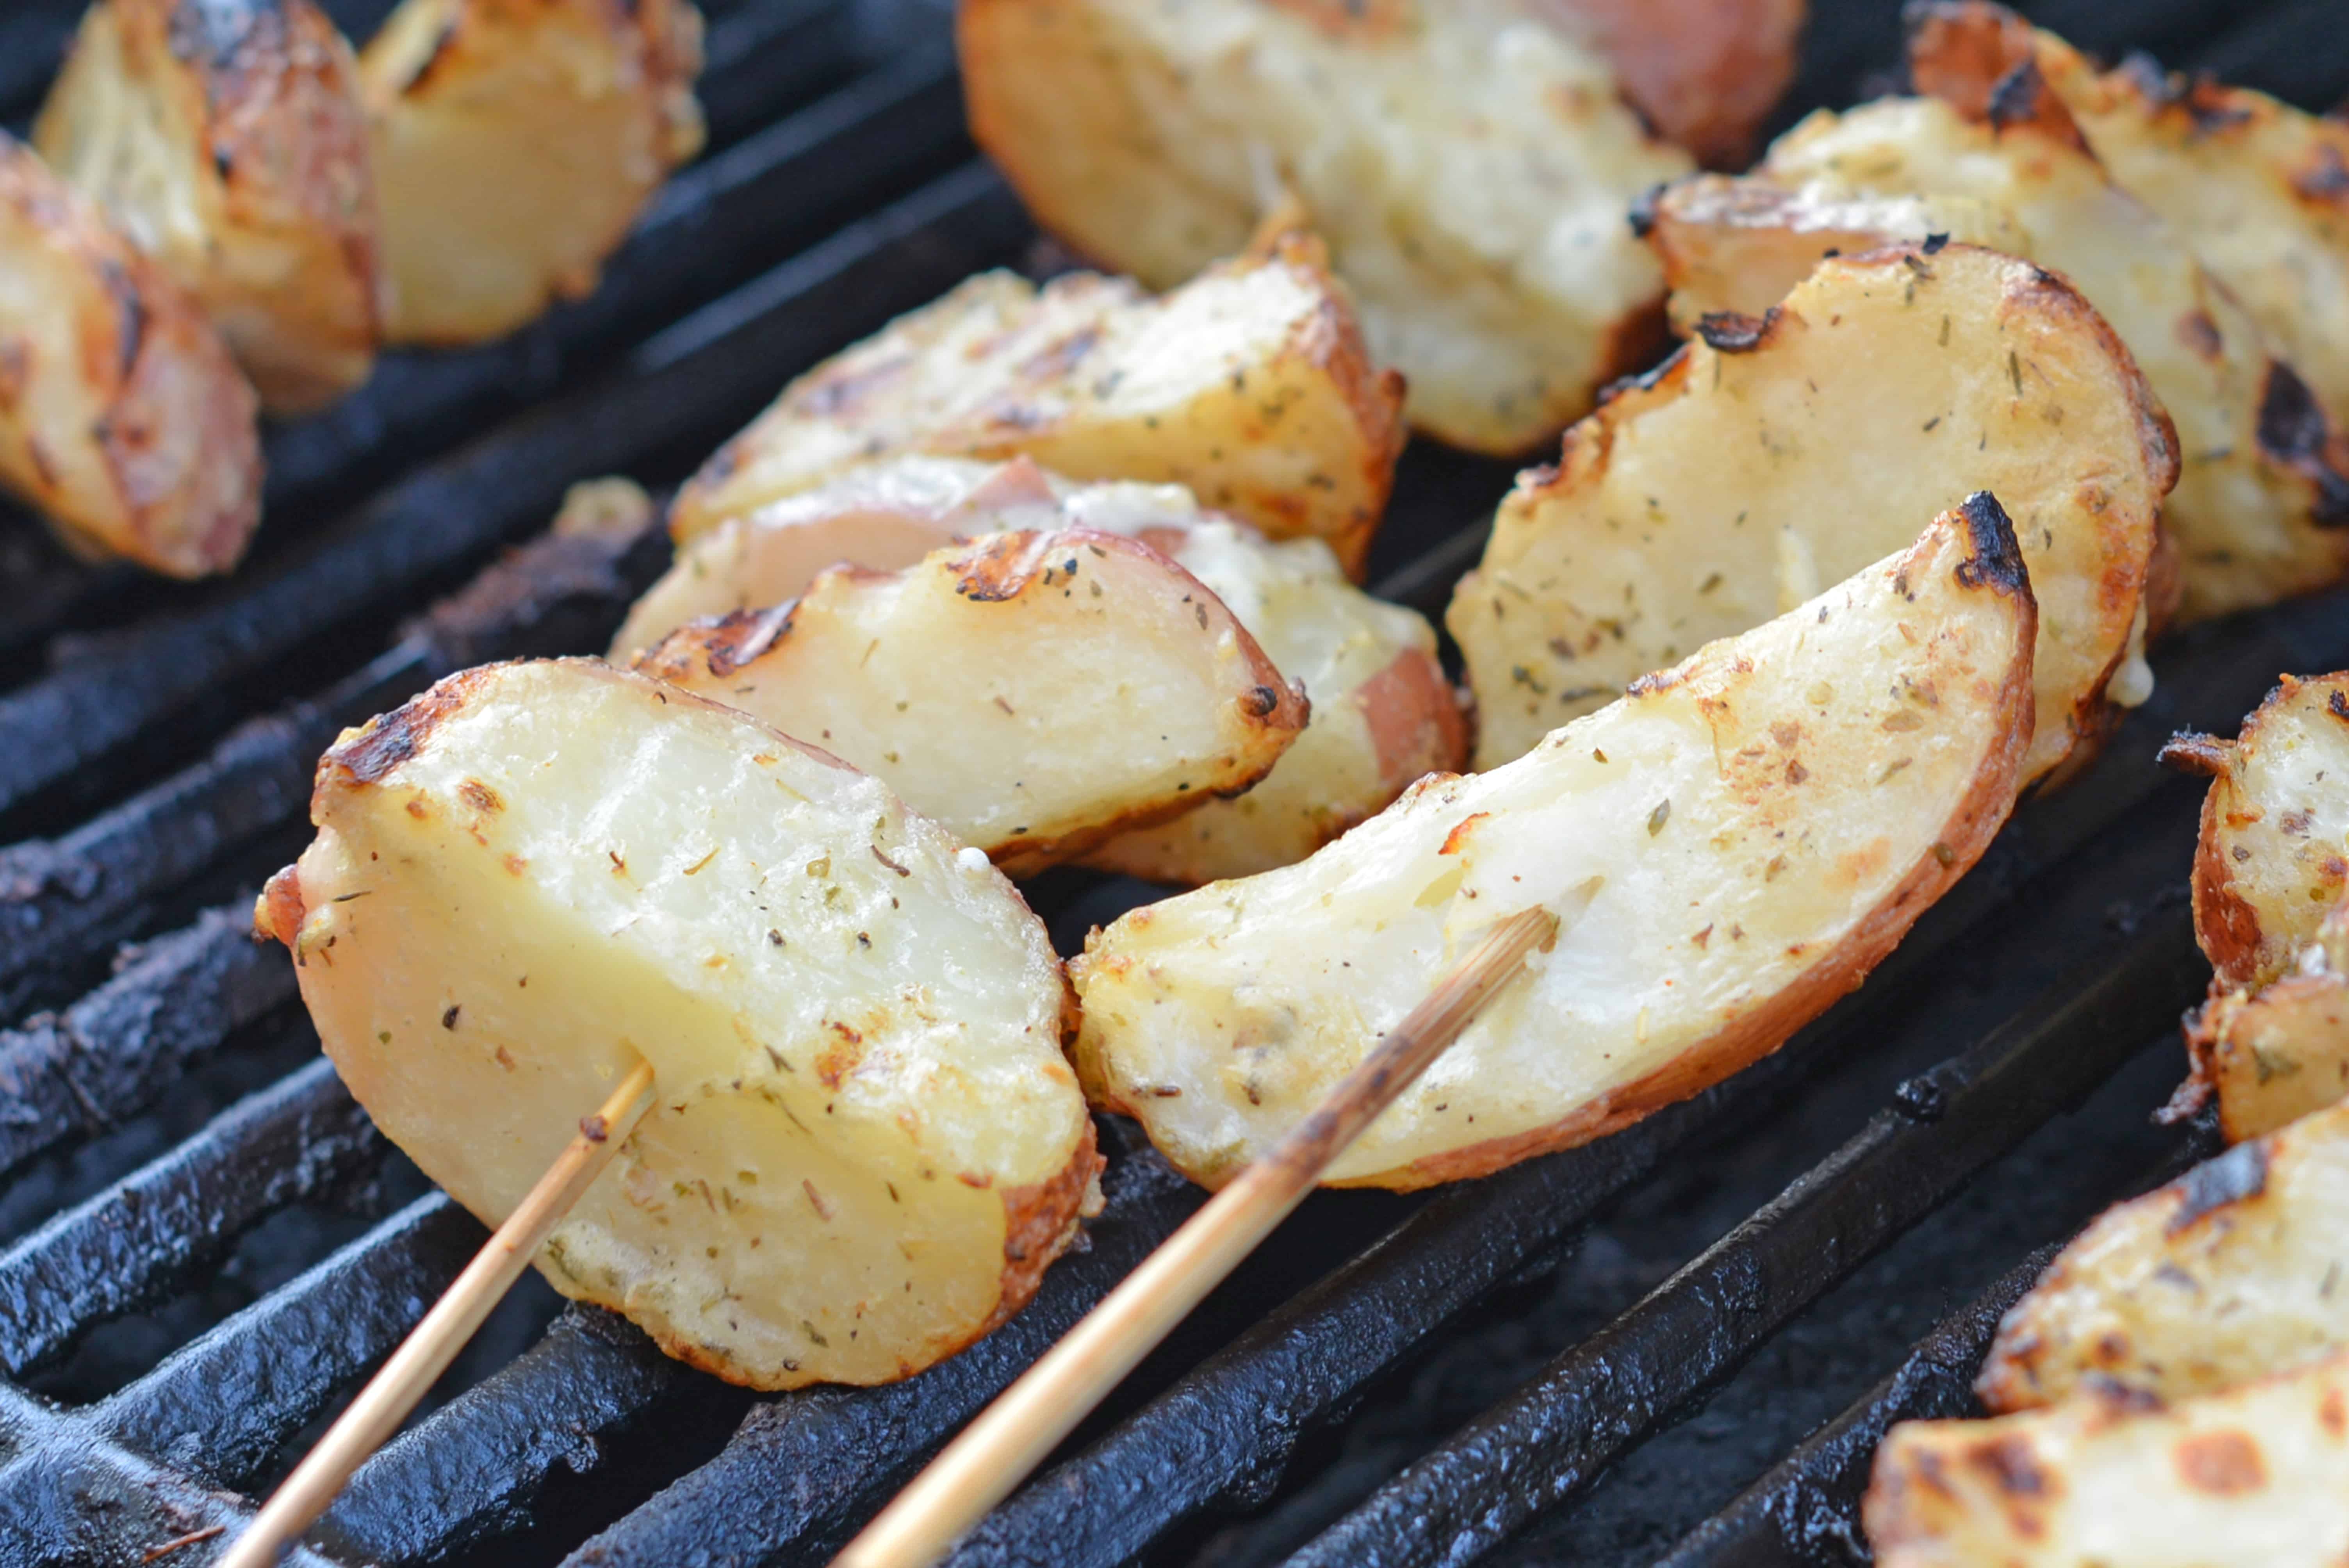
top-left (0, 2), bottom-right (2342, 1564)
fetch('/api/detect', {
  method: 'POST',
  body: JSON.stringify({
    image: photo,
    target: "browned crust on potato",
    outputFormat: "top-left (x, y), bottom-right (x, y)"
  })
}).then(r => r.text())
top-left (253, 860), bottom-right (306, 948)
top-left (1905, 1), bottom-right (2095, 156)
top-left (980, 1115), bottom-right (1105, 1337)
top-left (2255, 360), bottom-right (2349, 526)
top-left (1350, 499), bottom-right (2039, 1191)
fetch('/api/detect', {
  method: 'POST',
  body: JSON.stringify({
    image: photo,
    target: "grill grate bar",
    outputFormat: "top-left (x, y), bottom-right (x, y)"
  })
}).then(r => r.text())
top-left (1280, 900), bottom-right (2204, 1568)
top-left (0, 1057), bottom-right (378, 1380)
top-left (0, 905), bottom-right (296, 1183)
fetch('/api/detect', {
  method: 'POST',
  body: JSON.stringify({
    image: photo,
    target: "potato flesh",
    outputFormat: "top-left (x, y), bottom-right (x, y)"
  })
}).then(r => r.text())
top-left (36, 0), bottom-right (383, 413)
top-left (622, 455), bottom-right (1460, 882)
top-left (1449, 243), bottom-right (2169, 779)
top-left (1977, 1098), bottom-right (2349, 1413)
top-left (1075, 504), bottom-right (2033, 1190)
top-left (636, 527), bottom-right (1308, 875)
top-left (0, 135), bottom-right (261, 577)
top-left (360, 0), bottom-right (706, 345)
top-left (2189, 907), bottom-right (2349, 1144)
top-left (959, 0), bottom-right (1688, 453)
top-left (1868, 1348), bottom-right (2349, 1568)
top-left (666, 243), bottom-right (1404, 576)
top-left (1732, 96), bottom-right (2347, 620)
top-left (263, 659), bottom-right (1091, 1389)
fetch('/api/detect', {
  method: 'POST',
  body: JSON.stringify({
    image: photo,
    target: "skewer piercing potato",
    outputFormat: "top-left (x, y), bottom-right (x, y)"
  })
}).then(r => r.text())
top-left (666, 234), bottom-right (1405, 577)
top-left (637, 527), bottom-right (1311, 877)
top-left (1865, 1347), bottom-right (2349, 1568)
top-left (1973, 1096), bottom-right (2349, 1415)
top-left (254, 659), bottom-right (1101, 1390)
top-left (35, 0), bottom-right (384, 413)
top-left (1449, 242), bottom-right (2174, 778)
top-left (616, 456), bottom-right (1465, 883)
top-left (0, 134), bottom-right (262, 577)
top-left (958, 0), bottom-right (1700, 454)
top-left (358, 0), bottom-right (707, 346)
top-left (1075, 495), bottom-right (2036, 1191)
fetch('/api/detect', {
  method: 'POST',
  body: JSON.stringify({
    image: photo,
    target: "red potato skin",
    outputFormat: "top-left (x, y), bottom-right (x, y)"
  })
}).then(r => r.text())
top-left (1533, 0), bottom-right (1806, 168)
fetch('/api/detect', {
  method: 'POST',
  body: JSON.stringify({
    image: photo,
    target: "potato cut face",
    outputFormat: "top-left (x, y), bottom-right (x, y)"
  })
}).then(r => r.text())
top-left (360, 0), bottom-right (706, 345)
top-left (637, 526), bottom-right (1310, 875)
top-left (0, 135), bottom-right (262, 577)
top-left (36, 0), bottom-right (382, 413)
top-left (1867, 1348), bottom-right (2349, 1568)
top-left (622, 456), bottom-right (1461, 883)
top-left (254, 659), bottom-right (1097, 1390)
top-left (2173, 674), bottom-right (2349, 993)
top-left (1911, 1), bottom-right (2349, 421)
top-left (1449, 244), bottom-right (2171, 780)
top-left (1075, 498), bottom-right (2035, 1191)
top-left (1662, 93), bottom-right (2349, 621)
top-left (666, 240), bottom-right (1405, 576)
top-left (2186, 903), bottom-right (2349, 1144)
top-left (959, 0), bottom-right (1690, 454)
top-left (1977, 1098), bottom-right (2349, 1414)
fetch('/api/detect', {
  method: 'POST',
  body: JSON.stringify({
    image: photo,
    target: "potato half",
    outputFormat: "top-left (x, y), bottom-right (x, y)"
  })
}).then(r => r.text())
top-left (636, 526), bottom-right (1310, 876)
top-left (2185, 901), bottom-right (2349, 1144)
top-left (1867, 1349), bottom-right (2349, 1568)
top-left (1449, 242), bottom-right (2172, 779)
top-left (36, 0), bottom-right (382, 413)
top-left (959, 0), bottom-right (1692, 453)
top-left (1911, 1), bottom-right (2349, 420)
top-left (359, 0), bottom-right (706, 345)
top-left (1649, 91), bottom-right (2349, 621)
top-left (1975, 1098), bottom-right (2349, 1415)
top-left (666, 235), bottom-right (1405, 576)
top-left (1074, 495), bottom-right (2035, 1191)
top-left (0, 134), bottom-right (262, 577)
top-left (620, 455), bottom-right (1464, 884)
top-left (253, 659), bottom-right (1099, 1390)
top-left (2166, 673), bottom-right (2349, 994)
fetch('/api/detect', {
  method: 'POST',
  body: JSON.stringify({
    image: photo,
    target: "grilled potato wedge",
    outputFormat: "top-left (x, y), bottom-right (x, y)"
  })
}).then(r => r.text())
top-left (36, 0), bottom-right (382, 413)
top-left (0, 135), bottom-right (262, 577)
top-left (1975, 1098), bottom-right (2349, 1414)
top-left (2167, 674), bottom-right (2349, 994)
top-left (1074, 495), bottom-right (2035, 1190)
top-left (253, 659), bottom-right (1099, 1390)
top-left (636, 527), bottom-right (1310, 876)
top-left (667, 237), bottom-right (1405, 576)
top-left (621, 456), bottom-right (1463, 883)
top-left (359, 0), bottom-right (706, 346)
top-left (1649, 91), bottom-right (2349, 621)
top-left (1867, 1348), bottom-right (2349, 1567)
top-left (1449, 243), bottom-right (2171, 777)
top-left (1911, 1), bottom-right (2349, 420)
top-left (2185, 902), bottom-right (2349, 1144)
top-left (958, 0), bottom-right (1694, 453)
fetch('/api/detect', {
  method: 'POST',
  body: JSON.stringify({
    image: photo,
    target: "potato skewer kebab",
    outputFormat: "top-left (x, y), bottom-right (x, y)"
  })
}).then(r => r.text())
top-left (836, 903), bottom-right (1560, 1568)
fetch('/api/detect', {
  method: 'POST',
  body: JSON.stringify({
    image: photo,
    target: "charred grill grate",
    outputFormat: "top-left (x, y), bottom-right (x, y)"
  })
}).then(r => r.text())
top-left (0, 1), bottom-right (2344, 1564)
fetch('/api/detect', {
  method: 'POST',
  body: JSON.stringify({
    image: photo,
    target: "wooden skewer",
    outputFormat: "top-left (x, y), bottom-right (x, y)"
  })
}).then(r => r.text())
top-left (218, 1057), bottom-right (658, 1568)
top-left (834, 905), bottom-right (1561, 1568)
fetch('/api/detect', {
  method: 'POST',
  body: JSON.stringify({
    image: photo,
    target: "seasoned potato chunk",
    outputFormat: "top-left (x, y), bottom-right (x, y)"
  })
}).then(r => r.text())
top-left (36, 0), bottom-right (382, 413)
top-left (637, 527), bottom-right (1310, 875)
top-left (667, 236), bottom-right (1404, 576)
top-left (1976, 1098), bottom-right (2349, 1414)
top-left (1075, 496), bottom-right (2034, 1190)
top-left (1451, 244), bottom-right (2172, 780)
top-left (621, 456), bottom-right (1463, 883)
top-left (0, 134), bottom-right (261, 577)
top-left (1911, 1), bottom-right (2349, 419)
top-left (1650, 88), bottom-right (2349, 620)
top-left (958, 0), bottom-right (1696, 453)
top-left (2167, 674), bottom-right (2349, 994)
top-left (2185, 902), bottom-right (2349, 1144)
top-left (253, 659), bottom-right (1100, 1390)
top-left (1868, 1349), bottom-right (2349, 1568)
top-left (359, 0), bottom-right (706, 345)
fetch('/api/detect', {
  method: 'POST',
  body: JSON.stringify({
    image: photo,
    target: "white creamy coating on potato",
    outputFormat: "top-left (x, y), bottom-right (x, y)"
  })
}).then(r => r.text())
top-left (270, 661), bottom-right (1093, 1388)
top-left (1077, 504), bottom-right (2034, 1188)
